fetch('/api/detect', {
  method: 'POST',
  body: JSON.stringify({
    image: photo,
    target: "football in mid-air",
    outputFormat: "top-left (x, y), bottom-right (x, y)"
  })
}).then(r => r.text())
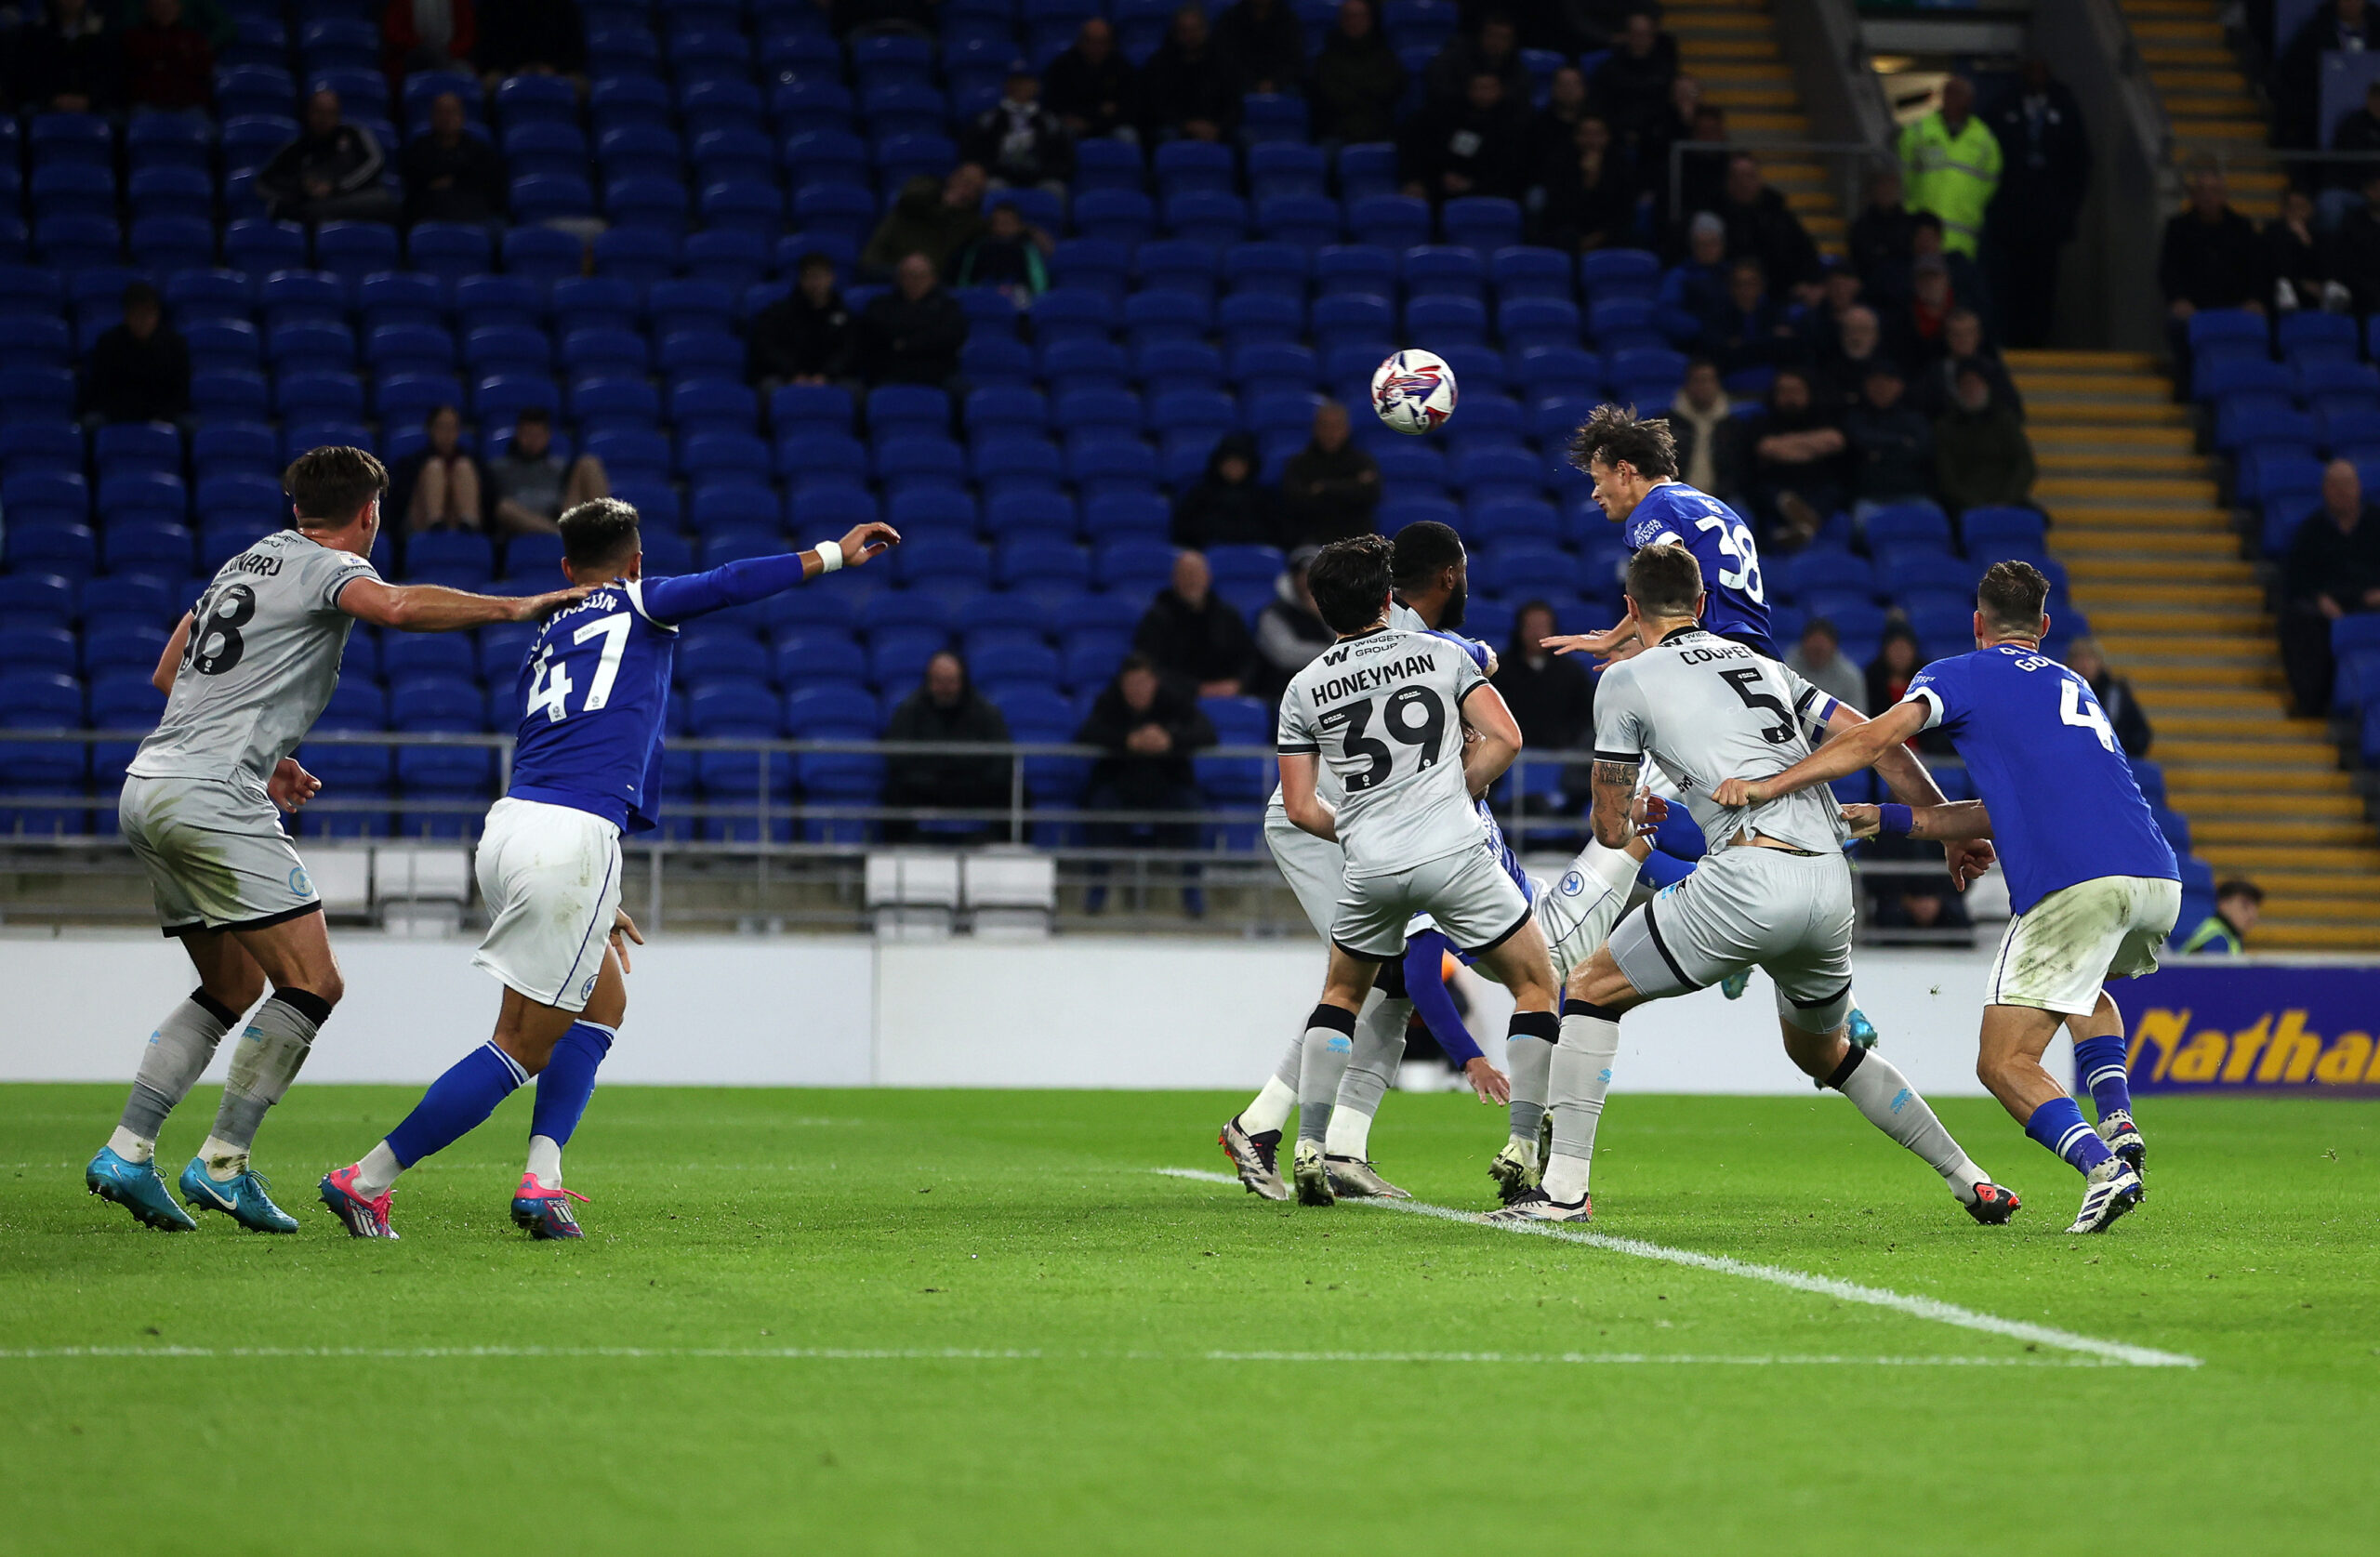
top-left (1371, 349), bottom-right (1459, 435)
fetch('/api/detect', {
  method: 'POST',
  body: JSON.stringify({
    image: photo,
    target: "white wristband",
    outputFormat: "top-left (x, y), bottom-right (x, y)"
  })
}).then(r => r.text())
top-left (812, 543), bottom-right (843, 574)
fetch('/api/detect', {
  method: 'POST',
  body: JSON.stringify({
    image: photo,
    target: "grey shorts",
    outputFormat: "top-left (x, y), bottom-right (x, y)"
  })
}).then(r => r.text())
top-left (1606, 844), bottom-right (1856, 1032)
top-left (1333, 840), bottom-right (1534, 962)
top-left (1263, 798), bottom-right (1345, 940)
top-left (118, 772), bottom-right (320, 937)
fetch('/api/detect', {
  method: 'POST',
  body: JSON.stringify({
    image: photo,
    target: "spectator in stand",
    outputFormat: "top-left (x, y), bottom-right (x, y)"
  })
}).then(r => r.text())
top-left (256, 90), bottom-right (401, 224)
top-left (2268, 186), bottom-right (2348, 315)
top-left (1250, 547), bottom-right (1334, 702)
top-left (1818, 304), bottom-right (1894, 412)
top-left (1639, 75), bottom-right (1723, 232)
top-left (1173, 432), bottom-right (1288, 549)
top-left (1865, 624), bottom-right (1933, 736)
top-left (1424, 8), bottom-right (1528, 112)
top-left (1309, 0), bottom-right (1405, 147)
top-left (2062, 637), bottom-right (2152, 759)
top-left (2273, 0), bottom-right (2380, 150)
top-left (2159, 165), bottom-right (2268, 344)
top-left (1800, 260), bottom-right (1866, 361)
top-left (1868, 853), bottom-right (1973, 936)
top-left (1134, 549), bottom-right (1258, 697)
top-left (2279, 459), bottom-right (2380, 714)
top-left (1983, 54), bottom-right (2090, 349)
top-left (1933, 361), bottom-right (2036, 516)
top-left (963, 65), bottom-right (1072, 194)
top-left (2325, 79), bottom-right (2380, 223)
top-left (1665, 357), bottom-right (1739, 498)
top-left (10, 0), bottom-right (121, 112)
top-left (1655, 212), bottom-right (1732, 344)
top-left (1279, 402), bottom-right (1382, 546)
top-left (1498, 600), bottom-right (1595, 805)
top-left (79, 282), bottom-right (189, 426)
top-left (1785, 617), bottom-right (1864, 714)
top-left (879, 651), bottom-right (1014, 844)
top-left (856, 253), bottom-right (971, 389)
top-left (1528, 65), bottom-right (1593, 184)
top-left (1911, 308), bottom-right (2021, 418)
top-left (1539, 116), bottom-right (1635, 253)
top-left (2330, 171), bottom-right (2380, 313)
top-left (382, 0), bottom-right (474, 76)
top-left (861, 164), bottom-right (987, 278)
top-left (1719, 151), bottom-right (1823, 302)
top-left (1589, 9), bottom-right (1678, 147)
top-left (1850, 164), bottom-right (1919, 303)
top-left (956, 201), bottom-right (1054, 303)
top-left (1140, 4), bottom-right (1243, 145)
top-left (1698, 257), bottom-right (1800, 380)
top-left (1843, 361), bottom-right (1936, 521)
top-left (1902, 254), bottom-right (1959, 366)
top-left (1045, 17), bottom-right (1139, 143)
top-left (1075, 653), bottom-right (1216, 916)
top-left (1399, 71), bottom-right (1530, 204)
top-left (400, 91), bottom-right (507, 226)
top-left (1897, 74), bottom-right (2001, 261)
top-left (1904, 211), bottom-right (1991, 332)
top-left (747, 251), bottom-right (857, 392)
top-left (1744, 365), bottom-right (1844, 548)
top-left (490, 406), bottom-right (607, 535)
top-left (388, 404), bottom-right (486, 532)
top-left (1212, 0), bottom-right (1305, 95)
top-left (2178, 878), bottom-right (2263, 954)
top-left (120, 0), bottom-right (211, 112)
top-left (472, 0), bottom-right (585, 92)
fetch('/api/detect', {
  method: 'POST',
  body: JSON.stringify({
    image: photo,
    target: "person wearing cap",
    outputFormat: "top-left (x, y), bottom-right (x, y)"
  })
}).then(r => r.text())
top-left (1897, 73), bottom-right (2002, 260)
top-left (1251, 547), bottom-right (1335, 702)
top-left (1843, 357), bottom-right (1937, 523)
top-left (963, 64), bottom-right (1072, 194)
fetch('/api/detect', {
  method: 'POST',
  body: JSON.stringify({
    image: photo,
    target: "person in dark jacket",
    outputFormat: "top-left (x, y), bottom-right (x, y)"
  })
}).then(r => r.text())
top-left (1719, 151), bottom-right (1823, 302)
top-left (472, 0), bottom-right (584, 87)
top-left (1278, 402), bottom-right (1381, 546)
top-left (1133, 549), bottom-right (1259, 696)
top-left (861, 165), bottom-right (987, 279)
top-left (2331, 172), bottom-right (2380, 314)
top-left (1539, 115), bottom-right (1636, 253)
top-left (1933, 362), bottom-right (2036, 515)
top-left (747, 252), bottom-right (858, 390)
top-left (2279, 459), bottom-right (2380, 712)
top-left (1309, 0), bottom-right (1405, 145)
top-left (1843, 360), bottom-right (1936, 518)
top-left (1140, 4), bottom-right (1242, 144)
top-left (1697, 257), bottom-right (1801, 379)
top-left (1212, 0), bottom-right (1304, 94)
top-left (1499, 600), bottom-right (1595, 809)
top-left (1173, 432), bottom-right (1289, 550)
top-left (1865, 624), bottom-right (1951, 755)
top-left (1909, 308), bottom-right (2022, 419)
top-left (1849, 164), bottom-right (1919, 304)
top-left (1423, 9), bottom-right (1529, 112)
top-left (1744, 365), bottom-right (1845, 547)
top-left (1075, 653), bottom-right (1217, 913)
top-left (1527, 65), bottom-right (1592, 185)
top-left (2160, 166), bottom-right (2267, 352)
top-left (2063, 638), bottom-right (2153, 759)
top-left (1044, 16), bottom-right (1138, 142)
top-left (1983, 55), bottom-right (2091, 349)
top-left (1250, 547), bottom-right (1335, 703)
top-left (2325, 78), bottom-right (2380, 214)
top-left (955, 201), bottom-right (1054, 302)
top-left (963, 67), bottom-right (1073, 192)
top-left (256, 89), bottom-right (400, 223)
top-left (880, 651), bottom-right (1015, 843)
top-left (1399, 70), bottom-right (1531, 203)
top-left (399, 91), bottom-right (507, 226)
top-left (1588, 9), bottom-right (1679, 145)
top-left (121, 0), bottom-right (210, 112)
top-left (2266, 186), bottom-right (2347, 314)
top-left (2273, 0), bottom-right (2380, 149)
top-left (9, 0), bottom-right (120, 112)
top-left (855, 254), bottom-right (970, 389)
top-left (80, 282), bottom-right (190, 426)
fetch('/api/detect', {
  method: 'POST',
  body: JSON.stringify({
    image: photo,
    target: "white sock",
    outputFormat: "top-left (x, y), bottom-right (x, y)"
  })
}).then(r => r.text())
top-left (351, 1141), bottom-right (403, 1198)
top-left (1831, 1048), bottom-right (1987, 1203)
top-left (196, 1134), bottom-right (248, 1181)
top-left (106, 1127), bottom-right (154, 1164)
top-left (525, 1134), bottom-right (563, 1189)
top-left (1322, 1100), bottom-right (1374, 1157)
top-left (1542, 1008), bottom-right (1622, 1204)
top-left (1240, 1075), bottom-right (1297, 1136)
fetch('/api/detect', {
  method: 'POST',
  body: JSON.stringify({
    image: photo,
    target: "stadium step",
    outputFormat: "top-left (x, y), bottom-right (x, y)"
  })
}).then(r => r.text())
top-left (2120, 0), bottom-right (2285, 218)
top-left (1666, 0), bottom-right (1848, 247)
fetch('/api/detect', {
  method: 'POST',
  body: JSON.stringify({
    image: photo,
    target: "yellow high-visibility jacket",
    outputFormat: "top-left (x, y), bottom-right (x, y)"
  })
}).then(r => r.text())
top-left (1897, 112), bottom-right (2003, 257)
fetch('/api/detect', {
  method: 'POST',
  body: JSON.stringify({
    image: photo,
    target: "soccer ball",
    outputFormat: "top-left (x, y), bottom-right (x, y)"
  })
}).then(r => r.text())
top-left (1372, 349), bottom-right (1459, 436)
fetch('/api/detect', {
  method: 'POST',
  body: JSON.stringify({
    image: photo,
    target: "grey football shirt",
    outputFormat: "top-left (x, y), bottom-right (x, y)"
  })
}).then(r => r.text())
top-left (1269, 600), bottom-right (1435, 811)
top-left (1593, 626), bottom-right (1845, 854)
top-left (127, 529), bottom-right (378, 789)
top-left (1277, 623), bottom-right (1491, 877)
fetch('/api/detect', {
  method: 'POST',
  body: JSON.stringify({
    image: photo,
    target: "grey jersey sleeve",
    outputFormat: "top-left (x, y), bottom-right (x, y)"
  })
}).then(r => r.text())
top-left (305, 545), bottom-right (378, 614)
top-left (1592, 664), bottom-right (1648, 764)
top-left (1449, 647), bottom-right (1488, 711)
top-left (1276, 682), bottom-right (1318, 756)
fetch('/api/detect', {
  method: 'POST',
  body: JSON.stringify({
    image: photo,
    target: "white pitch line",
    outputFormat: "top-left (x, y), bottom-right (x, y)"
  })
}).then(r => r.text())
top-left (0, 1345), bottom-right (2109, 1367)
top-left (1156, 1168), bottom-right (2202, 1370)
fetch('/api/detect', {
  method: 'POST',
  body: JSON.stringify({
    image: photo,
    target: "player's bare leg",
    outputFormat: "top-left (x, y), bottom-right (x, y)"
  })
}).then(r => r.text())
top-left (2065, 991), bottom-right (2144, 1169)
top-left (1289, 947), bottom-right (1386, 1205)
top-left (1981, 1002), bottom-right (2144, 1234)
top-left (1778, 1009), bottom-right (2014, 1225)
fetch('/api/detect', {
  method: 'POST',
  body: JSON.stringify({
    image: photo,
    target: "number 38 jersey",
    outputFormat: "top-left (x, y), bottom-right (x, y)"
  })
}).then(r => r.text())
top-left (506, 580), bottom-right (679, 835)
top-left (1276, 626), bottom-right (1492, 877)
top-left (1621, 481), bottom-right (1774, 655)
top-left (127, 529), bottom-right (377, 791)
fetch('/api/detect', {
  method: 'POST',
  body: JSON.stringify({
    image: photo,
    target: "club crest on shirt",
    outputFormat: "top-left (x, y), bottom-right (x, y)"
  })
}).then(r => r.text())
top-left (1559, 870), bottom-right (1585, 897)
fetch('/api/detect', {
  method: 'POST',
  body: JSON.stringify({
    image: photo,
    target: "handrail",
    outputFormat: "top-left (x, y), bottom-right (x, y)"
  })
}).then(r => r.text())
top-left (1665, 137), bottom-right (1884, 226)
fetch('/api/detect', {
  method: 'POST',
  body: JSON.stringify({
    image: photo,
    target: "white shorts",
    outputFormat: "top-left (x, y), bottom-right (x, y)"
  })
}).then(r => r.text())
top-left (472, 796), bottom-right (624, 1012)
top-left (1332, 840), bottom-right (1535, 962)
top-left (118, 772), bottom-right (319, 935)
top-left (1607, 845), bottom-right (1858, 1033)
top-left (1531, 839), bottom-right (1644, 982)
top-left (1264, 798), bottom-right (1345, 940)
top-left (1987, 875), bottom-right (2182, 1017)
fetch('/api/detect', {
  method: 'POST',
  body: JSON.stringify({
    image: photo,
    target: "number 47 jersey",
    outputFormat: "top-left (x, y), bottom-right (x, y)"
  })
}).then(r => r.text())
top-left (506, 581), bottom-right (679, 834)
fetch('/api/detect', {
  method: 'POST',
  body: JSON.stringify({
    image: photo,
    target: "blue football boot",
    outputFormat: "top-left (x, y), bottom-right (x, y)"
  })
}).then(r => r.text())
top-left (509, 1174), bottom-right (588, 1240)
top-left (178, 1157), bottom-right (300, 1234)
top-left (86, 1147), bottom-right (197, 1231)
top-left (1814, 1007), bottom-right (1882, 1089)
top-left (1719, 970), bottom-right (1751, 1000)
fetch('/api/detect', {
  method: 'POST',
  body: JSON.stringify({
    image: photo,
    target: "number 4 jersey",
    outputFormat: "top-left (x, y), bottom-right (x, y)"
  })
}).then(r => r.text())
top-left (1620, 481), bottom-right (1774, 655)
top-left (1276, 625), bottom-right (1493, 876)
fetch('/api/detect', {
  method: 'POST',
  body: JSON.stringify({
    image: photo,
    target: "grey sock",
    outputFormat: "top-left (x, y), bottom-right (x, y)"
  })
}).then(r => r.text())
top-left (117, 992), bottom-right (240, 1141)
top-left (1294, 1000), bottom-right (1362, 1144)
top-left (1831, 1048), bottom-right (1985, 1198)
top-left (1334, 996), bottom-right (1409, 1126)
top-left (1507, 1032), bottom-right (1554, 1143)
top-left (1547, 1010), bottom-right (1621, 1168)
top-left (207, 992), bottom-right (329, 1152)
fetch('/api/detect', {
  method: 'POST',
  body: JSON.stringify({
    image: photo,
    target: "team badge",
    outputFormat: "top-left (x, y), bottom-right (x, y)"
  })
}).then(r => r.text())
top-left (1558, 871), bottom-right (1585, 897)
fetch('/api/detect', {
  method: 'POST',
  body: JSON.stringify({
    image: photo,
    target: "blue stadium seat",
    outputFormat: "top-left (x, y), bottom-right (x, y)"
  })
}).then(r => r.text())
top-left (1336, 142), bottom-right (1400, 203)
top-left (1862, 503), bottom-right (1954, 554)
top-left (358, 270), bottom-right (443, 332)
top-left (501, 225), bottom-right (585, 281)
top-left (1349, 195), bottom-right (1431, 253)
top-left (1165, 191), bottom-right (1249, 246)
top-left (1073, 190), bottom-right (1156, 247)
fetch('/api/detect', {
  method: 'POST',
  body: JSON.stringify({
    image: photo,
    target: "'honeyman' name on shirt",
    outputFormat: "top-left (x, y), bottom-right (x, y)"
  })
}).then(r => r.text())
top-left (1308, 645), bottom-right (1441, 706)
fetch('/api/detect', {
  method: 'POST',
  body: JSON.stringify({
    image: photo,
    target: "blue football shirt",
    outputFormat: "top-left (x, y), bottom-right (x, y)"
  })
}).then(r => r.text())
top-left (1620, 481), bottom-right (1775, 655)
top-left (506, 580), bottom-right (680, 834)
top-left (1903, 644), bottom-right (2178, 915)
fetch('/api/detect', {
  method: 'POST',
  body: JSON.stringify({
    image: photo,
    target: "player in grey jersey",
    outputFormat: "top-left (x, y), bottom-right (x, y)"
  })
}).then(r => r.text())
top-left (1488, 543), bottom-right (2019, 1226)
top-left (86, 446), bottom-right (586, 1234)
top-left (1273, 534), bottom-right (1563, 1204)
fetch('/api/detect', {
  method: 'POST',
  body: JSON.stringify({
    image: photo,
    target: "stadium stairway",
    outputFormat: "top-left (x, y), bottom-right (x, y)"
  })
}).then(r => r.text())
top-left (1664, 0), bottom-right (1845, 250)
top-left (2118, 0), bottom-right (2282, 218)
top-left (2013, 349), bottom-right (2380, 950)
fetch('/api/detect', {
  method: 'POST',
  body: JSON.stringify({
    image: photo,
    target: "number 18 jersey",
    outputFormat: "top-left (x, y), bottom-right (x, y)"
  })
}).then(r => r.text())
top-left (506, 580), bottom-right (679, 834)
top-left (1621, 481), bottom-right (1774, 655)
top-left (1276, 626), bottom-right (1492, 877)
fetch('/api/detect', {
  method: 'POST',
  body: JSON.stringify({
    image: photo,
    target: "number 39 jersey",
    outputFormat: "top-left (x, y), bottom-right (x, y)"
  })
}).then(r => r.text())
top-left (127, 529), bottom-right (377, 791)
top-left (1621, 481), bottom-right (1774, 655)
top-left (506, 580), bottom-right (679, 835)
top-left (1277, 626), bottom-right (1492, 877)
top-left (1594, 627), bottom-right (1844, 854)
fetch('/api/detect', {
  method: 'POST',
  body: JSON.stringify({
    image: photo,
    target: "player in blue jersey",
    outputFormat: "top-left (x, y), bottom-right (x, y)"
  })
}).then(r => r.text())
top-left (321, 500), bottom-right (897, 1238)
top-left (1717, 561), bottom-right (2177, 1234)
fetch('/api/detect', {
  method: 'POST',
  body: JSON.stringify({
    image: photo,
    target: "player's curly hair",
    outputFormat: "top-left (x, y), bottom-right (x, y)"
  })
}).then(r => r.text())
top-left (1977, 560), bottom-right (2050, 633)
top-left (1567, 403), bottom-right (1680, 481)
top-left (559, 496), bottom-right (643, 571)
top-left (1624, 542), bottom-right (1703, 619)
top-left (1307, 533), bottom-right (1397, 634)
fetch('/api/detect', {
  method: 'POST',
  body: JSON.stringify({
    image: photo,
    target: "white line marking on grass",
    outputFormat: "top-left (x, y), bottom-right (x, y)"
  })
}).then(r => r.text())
top-left (0, 1346), bottom-right (2113, 1367)
top-left (1157, 1168), bottom-right (2202, 1370)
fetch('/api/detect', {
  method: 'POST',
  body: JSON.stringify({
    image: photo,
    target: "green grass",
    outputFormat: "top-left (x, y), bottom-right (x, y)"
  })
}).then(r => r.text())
top-left (3, 1084), bottom-right (2376, 1555)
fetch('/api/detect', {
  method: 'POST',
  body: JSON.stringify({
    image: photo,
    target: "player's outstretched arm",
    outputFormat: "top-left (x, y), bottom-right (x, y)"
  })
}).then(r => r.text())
top-left (1589, 756), bottom-right (1641, 849)
top-left (340, 577), bottom-right (592, 632)
top-left (639, 522), bottom-right (901, 623)
top-left (1458, 683), bottom-right (1523, 798)
top-left (1277, 752), bottom-right (1337, 841)
top-left (1842, 800), bottom-right (1995, 842)
top-left (1817, 701), bottom-right (1999, 890)
top-left (1712, 702), bottom-right (1927, 808)
top-left (152, 612), bottom-right (193, 694)
top-left (1540, 608), bottom-right (1644, 666)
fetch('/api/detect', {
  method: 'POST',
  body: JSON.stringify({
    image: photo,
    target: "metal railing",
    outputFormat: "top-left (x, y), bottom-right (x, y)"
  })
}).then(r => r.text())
top-left (1665, 138), bottom-right (1887, 230)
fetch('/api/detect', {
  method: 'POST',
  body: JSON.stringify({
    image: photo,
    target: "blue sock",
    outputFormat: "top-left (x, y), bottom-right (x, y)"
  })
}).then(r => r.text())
top-left (2072, 1034), bottom-right (2134, 1121)
top-left (530, 1022), bottom-right (615, 1150)
top-left (2024, 1095), bottom-right (2114, 1176)
top-left (384, 1043), bottom-right (527, 1169)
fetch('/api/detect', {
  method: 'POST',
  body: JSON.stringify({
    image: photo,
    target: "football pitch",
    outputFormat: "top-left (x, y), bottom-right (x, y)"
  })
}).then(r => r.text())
top-left (3, 1084), bottom-right (2374, 1555)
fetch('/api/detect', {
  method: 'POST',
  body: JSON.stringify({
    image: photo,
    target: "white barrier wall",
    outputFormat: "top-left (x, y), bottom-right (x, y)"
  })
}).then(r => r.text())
top-left (0, 931), bottom-right (2043, 1096)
